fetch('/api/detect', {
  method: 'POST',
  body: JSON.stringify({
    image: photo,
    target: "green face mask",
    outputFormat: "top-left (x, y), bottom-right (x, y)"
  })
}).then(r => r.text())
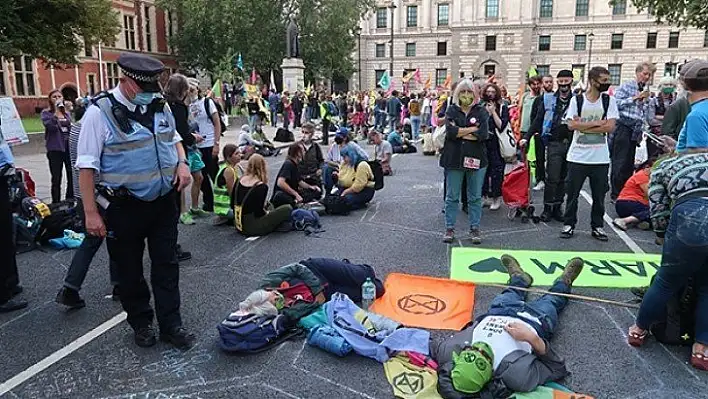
top-left (662, 87), bottom-right (675, 94)
top-left (459, 94), bottom-right (474, 107)
top-left (450, 342), bottom-right (494, 393)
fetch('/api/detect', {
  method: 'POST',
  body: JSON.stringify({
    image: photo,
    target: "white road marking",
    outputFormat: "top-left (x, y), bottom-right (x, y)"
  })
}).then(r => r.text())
top-left (245, 236), bottom-right (260, 241)
top-left (0, 312), bottom-right (127, 396)
top-left (579, 190), bottom-right (645, 254)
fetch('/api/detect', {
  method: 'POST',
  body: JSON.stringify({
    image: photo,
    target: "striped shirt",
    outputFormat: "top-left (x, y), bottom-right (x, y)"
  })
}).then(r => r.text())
top-left (69, 122), bottom-right (99, 199)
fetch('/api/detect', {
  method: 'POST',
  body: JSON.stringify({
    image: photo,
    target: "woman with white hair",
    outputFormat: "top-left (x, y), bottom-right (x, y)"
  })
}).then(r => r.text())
top-left (441, 78), bottom-right (490, 244)
top-left (648, 76), bottom-right (678, 158)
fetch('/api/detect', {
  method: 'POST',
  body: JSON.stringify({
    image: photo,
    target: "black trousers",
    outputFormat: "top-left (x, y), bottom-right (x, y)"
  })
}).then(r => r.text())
top-left (0, 176), bottom-right (19, 304)
top-left (610, 123), bottom-right (637, 200)
top-left (563, 162), bottom-right (609, 229)
top-left (105, 191), bottom-right (182, 331)
top-left (544, 141), bottom-right (569, 206)
top-left (321, 119), bottom-right (330, 145)
top-left (47, 150), bottom-right (74, 203)
top-left (534, 135), bottom-right (546, 183)
top-left (199, 147), bottom-right (217, 211)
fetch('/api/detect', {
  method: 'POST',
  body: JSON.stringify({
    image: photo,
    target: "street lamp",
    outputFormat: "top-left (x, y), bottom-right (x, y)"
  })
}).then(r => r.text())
top-left (355, 27), bottom-right (362, 90)
top-left (587, 32), bottom-right (595, 82)
top-left (388, 1), bottom-right (396, 78)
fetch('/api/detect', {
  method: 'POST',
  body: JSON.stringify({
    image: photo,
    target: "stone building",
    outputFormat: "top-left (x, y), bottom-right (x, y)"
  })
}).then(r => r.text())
top-left (354, 0), bottom-right (708, 92)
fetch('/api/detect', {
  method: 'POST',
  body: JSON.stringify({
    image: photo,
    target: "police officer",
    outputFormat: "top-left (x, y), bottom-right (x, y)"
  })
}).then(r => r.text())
top-left (0, 120), bottom-right (27, 313)
top-left (76, 53), bottom-right (195, 349)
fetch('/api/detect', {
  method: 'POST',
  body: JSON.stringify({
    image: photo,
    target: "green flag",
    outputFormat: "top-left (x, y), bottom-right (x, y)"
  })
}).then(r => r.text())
top-left (378, 71), bottom-right (391, 90)
top-left (211, 79), bottom-right (222, 97)
top-left (527, 67), bottom-right (538, 78)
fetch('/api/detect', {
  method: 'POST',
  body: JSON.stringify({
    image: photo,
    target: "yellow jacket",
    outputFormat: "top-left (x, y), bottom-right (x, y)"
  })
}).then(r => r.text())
top-left (338, 162), bottom-right (374, 192)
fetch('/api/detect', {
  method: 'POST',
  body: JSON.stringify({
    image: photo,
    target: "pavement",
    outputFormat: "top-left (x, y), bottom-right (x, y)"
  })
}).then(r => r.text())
top-left (1, 123), bottom-right (707, 399)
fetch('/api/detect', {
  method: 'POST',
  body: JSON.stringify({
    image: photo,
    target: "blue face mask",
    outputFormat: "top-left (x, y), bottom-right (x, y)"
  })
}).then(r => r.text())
top-left (131, 92), bottom-right (157, 106)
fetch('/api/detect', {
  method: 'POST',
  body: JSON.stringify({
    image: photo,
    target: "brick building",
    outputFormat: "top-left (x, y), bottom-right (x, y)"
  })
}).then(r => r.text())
top-left (0, 0), bottom-right (178, 117)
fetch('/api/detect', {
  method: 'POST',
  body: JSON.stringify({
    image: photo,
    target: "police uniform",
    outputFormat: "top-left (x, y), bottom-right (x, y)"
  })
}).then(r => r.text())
top-left (76, 53), bottom-right (194, 348)
top-left (0, 122), bottom-right (27, 313)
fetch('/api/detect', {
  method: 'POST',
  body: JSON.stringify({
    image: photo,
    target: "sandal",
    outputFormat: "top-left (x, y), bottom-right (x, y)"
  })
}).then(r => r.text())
top-left (690, 345), bottom-right (708, 371)
top-left (628, 326), bottom-right (649, 347)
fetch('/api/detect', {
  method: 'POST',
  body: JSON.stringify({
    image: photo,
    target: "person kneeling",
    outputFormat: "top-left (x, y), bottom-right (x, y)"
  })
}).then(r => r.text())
top-left (612, 161), bottom-right (652, 231)
top-left (334, 144), bottom-right (375, 210)
top-left (236, 154), bottom-right (292, 236)
top-left (434, 255), bottom-right (584, 397)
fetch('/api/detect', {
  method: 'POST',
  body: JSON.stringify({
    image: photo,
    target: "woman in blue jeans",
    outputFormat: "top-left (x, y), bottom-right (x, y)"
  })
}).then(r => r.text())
top-left (441, 78), bottom-right (489, 244)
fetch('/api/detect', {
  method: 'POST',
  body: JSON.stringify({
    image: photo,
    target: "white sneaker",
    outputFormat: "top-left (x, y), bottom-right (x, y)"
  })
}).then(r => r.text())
top-left (490, 197), bottom-right (502, 211)
top-left (533, 181), bottom-right (546, 191)
top-left (483, 197), bottom-right (492, 208)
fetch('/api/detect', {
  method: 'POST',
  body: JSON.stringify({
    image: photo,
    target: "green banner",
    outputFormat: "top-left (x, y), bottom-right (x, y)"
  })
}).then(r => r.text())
top-left (451, 248), bottom-right (661, 288)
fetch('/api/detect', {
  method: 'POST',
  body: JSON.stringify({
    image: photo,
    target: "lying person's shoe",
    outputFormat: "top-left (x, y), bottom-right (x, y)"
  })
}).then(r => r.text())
top-left (627, 325), bottom-right (649, 347)
top-left (55, 287), bottom-right (86, 309)
top-left (160, 326), bottom-right (196, 350)
top-left (0, 298), bottom-right (28, 313)
top-left (559, 257), bottom-right (584, 286)
top-left (134, 325), bottom-right (157, 347)
top-left (690, 344), bottom-right (708, 371)
top-left (500, 254), bottom-right (533, 286)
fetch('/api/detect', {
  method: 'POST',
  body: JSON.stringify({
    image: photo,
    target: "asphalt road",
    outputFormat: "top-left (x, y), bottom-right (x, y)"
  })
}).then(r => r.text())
top-left (1, 141), bottom-right (706, 399)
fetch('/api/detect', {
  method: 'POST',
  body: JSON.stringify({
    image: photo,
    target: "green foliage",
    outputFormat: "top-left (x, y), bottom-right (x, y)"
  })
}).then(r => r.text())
top-left (0, 0), bottom-right (120, 65)
top-left (159, 0), bottom-right (374, 84)
top-left (616, 0), bottom-right (708, 30)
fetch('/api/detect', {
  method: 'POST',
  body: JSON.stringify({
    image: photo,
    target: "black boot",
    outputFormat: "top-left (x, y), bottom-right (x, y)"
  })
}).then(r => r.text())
top-left (56, 287), bottom-right (86, 309)
top-left (552, 205), bottom-right (564, 222)
top-left (540, 205), bottom-right (552, 223)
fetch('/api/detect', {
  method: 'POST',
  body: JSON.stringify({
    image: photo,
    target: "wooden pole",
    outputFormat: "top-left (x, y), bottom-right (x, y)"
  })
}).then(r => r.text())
top-left (476, 282), bottom-right (640, 309)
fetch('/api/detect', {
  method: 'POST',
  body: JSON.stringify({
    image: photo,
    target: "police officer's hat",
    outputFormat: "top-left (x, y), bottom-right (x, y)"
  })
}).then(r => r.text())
top-left (117, 53), bottom-right (165, 92)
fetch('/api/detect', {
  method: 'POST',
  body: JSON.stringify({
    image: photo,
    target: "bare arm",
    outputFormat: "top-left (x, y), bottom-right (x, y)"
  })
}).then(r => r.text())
top-left (224, 167), bottom-right (236, 196)
top-left (277, 176), bottom-right (300, 198)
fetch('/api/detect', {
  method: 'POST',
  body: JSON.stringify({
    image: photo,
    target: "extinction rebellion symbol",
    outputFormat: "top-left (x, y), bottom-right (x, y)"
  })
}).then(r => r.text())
top-left (393, 372), bottom-right (424, 395)
top-left (397, 294), bottom-right (447, 315)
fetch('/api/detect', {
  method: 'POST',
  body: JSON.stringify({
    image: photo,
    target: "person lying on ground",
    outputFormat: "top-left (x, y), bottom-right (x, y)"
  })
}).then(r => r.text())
top-left (612, 159), bottom-right (653, 231)
top-left (236, 154), bottom-right (293, 236)
top-left (333, 144), bottom-right (375, 210)
top-left (371, 130), bottom-right (392, 176)
top-left (298, 122), bottom-right (324, 187)
top-left (434, 254), bottom-right (584, 397)
top-left (271, 143), bottom-right (322, 208)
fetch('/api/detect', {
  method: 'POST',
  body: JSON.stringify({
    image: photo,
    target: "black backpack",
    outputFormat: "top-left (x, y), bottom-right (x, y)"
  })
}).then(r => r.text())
top-left (37, 200), bottom-right (83, 243)
top-left (575, 93), bottom-right (611, 120)
top-left (204, 97), bottom-right (227, 134)
top-left (274, 128), bottom-right (294, 142)
top-left (367, 160), bottom-right (385, 191)
top-left (321, 195), bottom-right (351, 215)
top-left (650, 279), bottom-right (697, 346)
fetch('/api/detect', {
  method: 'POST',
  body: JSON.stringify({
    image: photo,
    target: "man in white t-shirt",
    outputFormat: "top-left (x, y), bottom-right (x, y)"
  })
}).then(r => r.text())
top-left (187, 78), bottom-right (221, 213)
top-left (561, 66), bottom-right (619, 241)
top-left (371, 130), bottom-right (392, 175)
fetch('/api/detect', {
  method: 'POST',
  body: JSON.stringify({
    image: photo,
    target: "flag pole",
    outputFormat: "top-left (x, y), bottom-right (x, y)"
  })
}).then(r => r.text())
top-left (98, 41), bottom-right (105, 91)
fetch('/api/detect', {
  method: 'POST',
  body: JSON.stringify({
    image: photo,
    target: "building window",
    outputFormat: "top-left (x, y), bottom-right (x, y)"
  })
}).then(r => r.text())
top-left (665, 62), bottom-right (678, 78)
top-left (167, 11), bottom-right (174, 53)
top-left (575, 0), bottom-right (589, 16)
top-left (539, 0), bottom-right (553, 18)
top-left (144, 5), bottom-right (152, 52)
top-left (437, 42), bottom-right (447, 56)
top-left (485, 35), bottom-right (497, 51)
top-left (435, 69), bottom-right (447, 86)
top-left (668, 32), bottom-right (680, 48)
top-left (407, 6), bottom-right (417, 27)
top-left (405, 43), bottom-right (416, 57)
top-left (538, 35), bottom-right (551, 51)
top-left (608, 64), bottom-right (622, 85)
top-left (0, 60), bottom-right (6, 96)
top-left (87, 74), bottom-right (97, 96)
top-left (375, 44), bottom-right (386, 58)
top-left (13, 56), bottom-right (35, 96)
top-left (375, 70), bottom-right (386, 86)
top-left (646, 32), bottom-right (657, 49)
top-left (106, 62), bottom-right (120, 88)
top-left (574, 35), bottom-right (587, 51)
top-left (484, 64), bottom-right (496, 76)
top-left (536, 65), bottom-right (550, 77)
top-left (376, 8), bottom-right (387, 28)
top-left (612, 0), bottom-right (627, 15)
top-left (486, 0), bottom-right (499, 18)
top-left (572, 64), bottom-right (586, 82)
top-left (123, 15), bottom-right (136, 50)
top-left (84, 39), bottom-right (93, 57)
top-left (437, 3), bottom-right (449, 26)
top-left (611, 34), bottom-right (624, 50)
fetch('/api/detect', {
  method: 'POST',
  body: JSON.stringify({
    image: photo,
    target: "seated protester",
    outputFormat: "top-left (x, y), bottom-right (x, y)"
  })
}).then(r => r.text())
top-left (236, 154), bottom-right (293, 236)
top-left (239, 124), bottom-right (277, 157)
top-left (298, 122), bottom-right (324, 186)
top-left (421, 125), bottom-right (436, 156)
top-left (323, 131), bottom-right (346, 193)
top-left (371, 130), bottom-right (393, 176)
top-left (434, 255), bottom-right (584, 397)
top-left (271, 143), bottom-right (322, 208)
top-left (402, 118), bottom-right (413, 140)
top-left (338, 126), bottom-right (369, 161)
top-left (612, 160), bottom-right (652, 231)
top-left (388, 124), bottom-right (417, 154)
top-left (213, 144), bottom-right (242, 225)
top-left (335, 144), bottom-right (375, 210)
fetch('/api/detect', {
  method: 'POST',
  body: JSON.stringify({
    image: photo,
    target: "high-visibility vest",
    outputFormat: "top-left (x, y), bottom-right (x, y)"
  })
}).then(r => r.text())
top-left (214, 163), bottom-right (238, 216)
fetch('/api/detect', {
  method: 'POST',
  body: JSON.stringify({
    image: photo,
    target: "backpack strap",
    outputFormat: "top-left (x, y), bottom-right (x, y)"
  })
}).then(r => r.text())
top-left (601, 93), bottom-right (610, 120)
top-left (575, 94), bottom-right (584, 118)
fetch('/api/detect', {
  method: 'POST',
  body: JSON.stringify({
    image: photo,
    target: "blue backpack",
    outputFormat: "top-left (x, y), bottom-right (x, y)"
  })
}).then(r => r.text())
top-left (291, 209), bottom-right (321, 232)
top-left (217, 313), bottom-right (300, 353)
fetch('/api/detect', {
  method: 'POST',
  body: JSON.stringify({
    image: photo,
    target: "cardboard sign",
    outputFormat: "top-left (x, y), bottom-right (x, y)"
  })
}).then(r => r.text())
top-left (451, 248), bottom-right (660, 288)
top-left (0, 97), bottom-right (29, 145)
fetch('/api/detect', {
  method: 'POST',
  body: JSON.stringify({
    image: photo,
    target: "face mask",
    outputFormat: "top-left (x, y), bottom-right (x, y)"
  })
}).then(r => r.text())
top-left (638, 83), bottom-right (646, 91)
top-left (459, 94), bottom-right (474, 107)
top-left (558, 84), bottom-right (571, 93)
top-left (662, 87), bottom-right (675, 94)
top-left (131, 92), bottom-right (156, 106)
top-left (597, 83), bottom-right (612, 93)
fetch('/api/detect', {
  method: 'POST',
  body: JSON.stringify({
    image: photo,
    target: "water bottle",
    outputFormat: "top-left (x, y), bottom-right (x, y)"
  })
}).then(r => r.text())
top-left (361, 277), bottom-right (376, 311)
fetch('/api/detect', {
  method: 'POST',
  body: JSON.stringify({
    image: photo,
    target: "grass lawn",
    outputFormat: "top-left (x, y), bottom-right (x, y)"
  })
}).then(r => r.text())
top-left (22, 117), bottom-right (44, 133)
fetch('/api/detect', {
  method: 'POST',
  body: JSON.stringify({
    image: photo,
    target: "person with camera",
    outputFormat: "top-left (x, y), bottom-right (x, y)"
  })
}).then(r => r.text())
top-left (41, 90), bottom-right (74, 203)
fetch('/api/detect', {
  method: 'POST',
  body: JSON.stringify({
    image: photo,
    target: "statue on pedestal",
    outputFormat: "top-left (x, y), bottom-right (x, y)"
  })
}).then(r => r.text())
top-left (286, 15), bottom-right (300, 58)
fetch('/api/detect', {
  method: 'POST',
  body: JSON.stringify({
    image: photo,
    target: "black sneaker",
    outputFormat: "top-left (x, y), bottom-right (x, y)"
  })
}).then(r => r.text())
top-left (559, 257), bottom-right (584, 286)
top-left (160, 326), bottom-right (196, 350)
top-left (540, 206), bottom-right (552, 223)
top-left (56, 287), bottom-right (86, 309)
top-left (592, 227), bottom-right (609, 242)
top-left (10, 285), bottom-right (23, 298)
top-left (501, 254), bottom-right (533, 286)
top-left (112, 285), bottom-right (120, 301)
top-left (469, 229), bottom-right (482, 245)
top-left (0, 298), bottom-right (28, 313)
top-left (134, 326), bottom-right (157, 347)
top-left (560, 225), bottom-right (574, 239)
top-left (443, 229), bottom-right (454, 243)
top-left (176, 244), bottom-right (192, 262)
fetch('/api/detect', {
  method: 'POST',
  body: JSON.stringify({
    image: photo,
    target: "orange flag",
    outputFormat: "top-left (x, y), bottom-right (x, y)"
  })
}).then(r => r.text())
top-left (424, 73), bottom-right (432, 89)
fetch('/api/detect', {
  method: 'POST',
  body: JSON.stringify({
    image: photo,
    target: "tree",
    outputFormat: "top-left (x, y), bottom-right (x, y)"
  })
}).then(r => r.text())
top-left (616, 0), bottom-right (708, 30)
top-left (0, 0), bottom-right (120, 65)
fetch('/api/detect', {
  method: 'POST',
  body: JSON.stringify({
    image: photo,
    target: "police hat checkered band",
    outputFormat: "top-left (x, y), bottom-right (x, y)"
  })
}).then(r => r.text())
top-left (121, 69), bottom-right (160, 83)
